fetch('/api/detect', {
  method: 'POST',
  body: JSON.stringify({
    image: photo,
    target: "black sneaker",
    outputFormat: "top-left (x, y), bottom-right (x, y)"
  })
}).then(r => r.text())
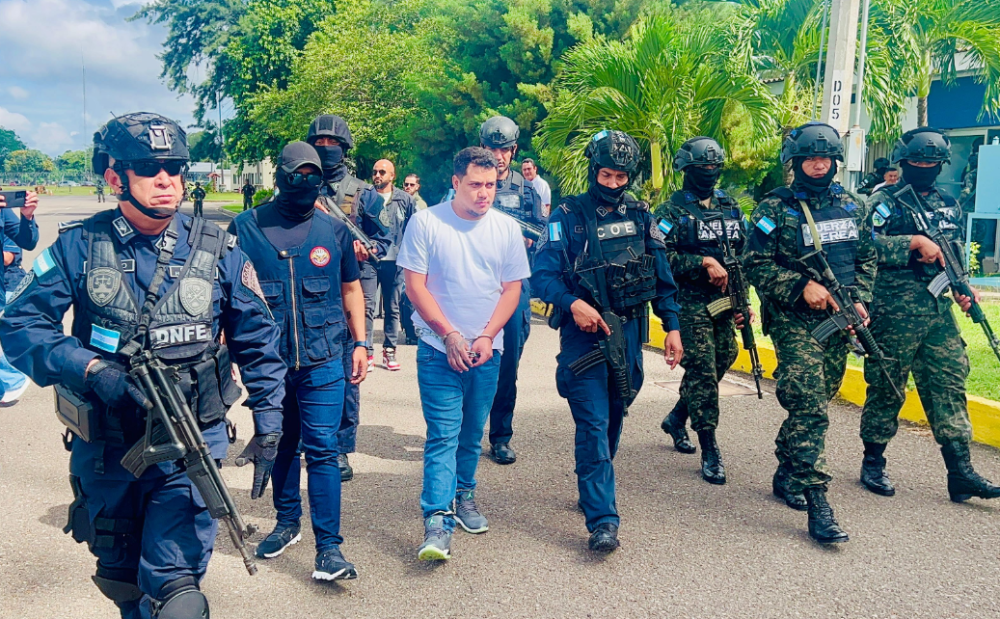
top-left (312, 546), bottom-right (358, 581)
top-left (255, 523), bottom-right (302, 558)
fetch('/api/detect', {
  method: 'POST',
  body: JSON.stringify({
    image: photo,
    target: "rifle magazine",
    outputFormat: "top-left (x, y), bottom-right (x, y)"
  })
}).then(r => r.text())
top-left (706, 297), bottom-right (733, 316)
top-left (927, 272), bottom-right (950, 298)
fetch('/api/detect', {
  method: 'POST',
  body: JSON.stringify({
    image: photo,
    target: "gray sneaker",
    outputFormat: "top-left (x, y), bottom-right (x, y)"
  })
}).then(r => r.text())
top-left (417, 512), bottom-right (453, 561)
top-left (453, 489), bottom-right (489, 534)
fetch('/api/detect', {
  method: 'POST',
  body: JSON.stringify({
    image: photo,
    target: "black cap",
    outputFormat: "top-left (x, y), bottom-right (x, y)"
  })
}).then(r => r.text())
top-left (279, 141), bottom-right (322, 174)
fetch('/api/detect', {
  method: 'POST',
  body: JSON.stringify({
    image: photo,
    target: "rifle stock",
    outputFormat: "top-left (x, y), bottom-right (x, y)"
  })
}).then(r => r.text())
top-left (127, 351), bottom-right (259, 576)
top-left (320, 196), bottom-right (381, 264)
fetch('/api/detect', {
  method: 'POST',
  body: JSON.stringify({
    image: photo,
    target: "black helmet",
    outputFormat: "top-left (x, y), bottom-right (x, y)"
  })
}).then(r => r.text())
top-left (92, 112), bottom-right (189, 176)
top-left (307, 114), bottom-right (354, 150)
top-left (890, 127), bottom-right (951, 165)
top-left (873, 157), bottom-right (890, 171)
top-left (780, 122), bottom-right (844, 164)
top-left (585, 130), bottom-right (641, 174)
top-left (479, 116), bottom-right (520, 149)
top-left (673, 137), bottom-right (725, 172)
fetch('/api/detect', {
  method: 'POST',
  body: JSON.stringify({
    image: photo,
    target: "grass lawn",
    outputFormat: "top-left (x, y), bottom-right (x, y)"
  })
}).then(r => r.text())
top-left (4, 185), bottom-right (99, 197)
top-left (222, 204), bottom-right (243, 213)
top-left (747, 290), bottom-right (1000, 401)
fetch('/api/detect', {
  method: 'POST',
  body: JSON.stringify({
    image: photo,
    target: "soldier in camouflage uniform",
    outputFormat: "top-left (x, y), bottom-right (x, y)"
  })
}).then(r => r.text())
top-left (658, 137), bottom-right (749, 485)
top-left (743, 122), bottom-right (876, 544)
top-left (859, 128), bottom-right (1000, 503)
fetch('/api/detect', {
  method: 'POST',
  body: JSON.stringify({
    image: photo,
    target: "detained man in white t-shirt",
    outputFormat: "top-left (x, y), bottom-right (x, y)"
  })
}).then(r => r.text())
top-left (397, 147), bottom-right (531, 561)
top-left (521, 158), bottom-right (551, 217)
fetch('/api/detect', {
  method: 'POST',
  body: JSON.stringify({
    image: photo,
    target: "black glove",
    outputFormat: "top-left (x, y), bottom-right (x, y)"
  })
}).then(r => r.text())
top-left (86, 360), bottom-right (152, 410)
top-left (235, 432), bottom-right (281, 499)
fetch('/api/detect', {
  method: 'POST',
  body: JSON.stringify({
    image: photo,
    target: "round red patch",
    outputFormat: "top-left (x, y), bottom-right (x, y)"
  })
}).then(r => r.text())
top-left (310, 246), bottom-right (331, 267)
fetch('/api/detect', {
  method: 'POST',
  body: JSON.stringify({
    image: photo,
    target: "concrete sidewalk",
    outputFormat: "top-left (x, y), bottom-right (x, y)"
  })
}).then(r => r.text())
top-left (2, 196), bottom-right (999, 619)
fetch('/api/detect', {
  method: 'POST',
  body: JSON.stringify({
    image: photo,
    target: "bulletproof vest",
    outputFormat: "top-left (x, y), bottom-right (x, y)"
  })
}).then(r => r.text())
top-left (493, 170), bottom-right (534, 223)
top-left (77, 212), bottom-right (238, 432)
top-left (234, 205), bottom-right (347, 370)
top-left (322, 175), bottom-right (367, 215)
top-left (567, 196), bottom-right (657, 315)
top-left (875, 184), bottom-right (962, 280)
top-left (772, 186), bottom-right (860, 287)
top-left (672, 190), bottom-right (744, 260)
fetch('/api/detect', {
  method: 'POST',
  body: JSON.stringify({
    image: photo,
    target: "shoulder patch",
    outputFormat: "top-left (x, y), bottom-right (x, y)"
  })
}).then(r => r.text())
top-left (241, 260), bottom-right (265, 301)
top-left (6, 271), bottom-right (34, 304)
top-left (651, 220), bottom-right (667, 242)
top-left (657, 219), bottom-right (674, 237)
top-left (715, 189), bottom-right (726, 198)
top-left (755, 216), bottom-right (777, 235)
top-left (548, 221), bottom-right (563, 243)
top-left (57, 221), bottom-right (83, 234)
top-left (226, 233), bottom-right (238, 250)
top-left (32, 248), bottom-right (57, 277)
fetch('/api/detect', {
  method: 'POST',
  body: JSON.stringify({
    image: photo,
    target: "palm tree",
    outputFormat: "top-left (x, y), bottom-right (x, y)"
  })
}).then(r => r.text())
top-left (534, 7), bottom-right (778, 201)
top-left (874, 0), bottom-right (1000, 127)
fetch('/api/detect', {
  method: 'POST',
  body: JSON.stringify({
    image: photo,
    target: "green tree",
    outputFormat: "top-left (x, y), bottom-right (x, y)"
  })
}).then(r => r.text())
top-left (0, 127), bottom-right (27, 169)
top-left (189, 125), bottom-right (224, 162)
top-left (55, 149), bottom-right (91, 173)
top-left (4, 149), bottom-right (55, 181)
top-left (874, 0), bottom-right (1000, 127)
top-left (534, 8), bottom-right (778, 203)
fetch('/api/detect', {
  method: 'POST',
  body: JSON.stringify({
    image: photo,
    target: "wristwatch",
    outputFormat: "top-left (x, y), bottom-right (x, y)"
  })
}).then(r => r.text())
top-left (354, 341), bottom-right (368, 349)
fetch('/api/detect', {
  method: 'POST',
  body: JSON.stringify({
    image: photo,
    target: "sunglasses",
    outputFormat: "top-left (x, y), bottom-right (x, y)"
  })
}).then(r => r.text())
top-left (286, 170), bottom-right (323, 188)
top-left (403, 182), bottom-right (417, 188)
top-left (124, 160), bottom-right (187, 177)
top-left (372, 169), bottom-right (390, 176)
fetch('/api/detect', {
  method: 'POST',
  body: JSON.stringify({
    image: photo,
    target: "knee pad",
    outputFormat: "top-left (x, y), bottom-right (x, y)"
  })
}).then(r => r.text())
top-left (151, 577), bottom-right (209, 619)
top-left (92, 572), bottom-right (142, 604)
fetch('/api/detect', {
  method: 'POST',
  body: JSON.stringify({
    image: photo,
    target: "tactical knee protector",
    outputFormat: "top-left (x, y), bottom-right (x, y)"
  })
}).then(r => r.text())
top-left (92, 569), bottom-right (142, 604)
top-left (151, 577), bottom-right (209, 619)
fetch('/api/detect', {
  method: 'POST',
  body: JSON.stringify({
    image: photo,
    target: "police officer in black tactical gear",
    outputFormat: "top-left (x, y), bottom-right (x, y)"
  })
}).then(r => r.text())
top-left (306, 114), bottom-right (385, 481)
top-left (658, 137), bottom-right (751, 484)
top-left (532, 130), bottom-right (682, 553)
top-left (0, 112), bottom-right (287, 619)
top-left (478, 115), bottom-right (545, 465)
top-left (858, 157), bottom-right (892, 196)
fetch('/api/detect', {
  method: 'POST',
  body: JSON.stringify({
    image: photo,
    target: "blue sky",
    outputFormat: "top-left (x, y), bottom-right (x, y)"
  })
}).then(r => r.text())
top-left (0, 0), bottom-right (202, 156)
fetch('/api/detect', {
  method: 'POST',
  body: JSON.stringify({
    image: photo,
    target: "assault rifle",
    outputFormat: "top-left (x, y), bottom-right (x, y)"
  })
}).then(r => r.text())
top-left (493, 208), bottom-right (543, 242)
top-left (706, 254), bottom-right (764, 398)
top-left (800, 249), bottom-right (904, 401)
top-left (894, 184), bottom-right (1000, 364)
top-left (568, 252), bottom-right (636, 414)
top-left (319, 195), bottom-right (381, 264)
top-left (121, 350), bottom-right (259, 576)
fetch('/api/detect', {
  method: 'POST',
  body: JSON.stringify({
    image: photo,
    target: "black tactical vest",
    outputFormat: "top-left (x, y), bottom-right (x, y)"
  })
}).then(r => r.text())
top-left (322, 175), bottom-right (367, 215)
top-left (874, 186), bottom-right (962, 280)
top-left (672, 190), bottom-right (745, 260)
top-left (772, 187), bottom-right (860, 287)
top-left (493, 170), bottom-right (534, 223)
top-left (79, 213), bottom-right (241, 429)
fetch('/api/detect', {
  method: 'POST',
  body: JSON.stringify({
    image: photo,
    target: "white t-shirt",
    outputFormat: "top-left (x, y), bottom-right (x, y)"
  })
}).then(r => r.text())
top-left (530, 176), bottom-right (552, 210)
top-left (397, 201), bottom-right (531, 353)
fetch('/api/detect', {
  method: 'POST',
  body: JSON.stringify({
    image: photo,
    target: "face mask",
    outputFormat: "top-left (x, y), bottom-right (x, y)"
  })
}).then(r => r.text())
top-left (792, 159), bottom-right (837, 195)
top-left (901, 161), bottom-right (942, 191)
top-left (314, 144), bottom-right (343, 172)
top-left (587, 166), bottom-right (629, 206)
top-left (683, 166), bottom-right (721, 199)
top-left (275, 171), bottom-right (320, 221)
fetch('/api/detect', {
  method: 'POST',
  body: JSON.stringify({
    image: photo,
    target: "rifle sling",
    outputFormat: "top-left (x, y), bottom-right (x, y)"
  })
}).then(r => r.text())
top-left (797, 199), bottom-right (825, 254)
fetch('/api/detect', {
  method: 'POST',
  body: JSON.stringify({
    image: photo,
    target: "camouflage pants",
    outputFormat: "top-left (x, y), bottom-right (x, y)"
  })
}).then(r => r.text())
top-left (771, 314), bottom-right (849, 493)
top-left (861, 308), bottom-right (972, 446)
top-left (677, 304), bottom-right (739, 431)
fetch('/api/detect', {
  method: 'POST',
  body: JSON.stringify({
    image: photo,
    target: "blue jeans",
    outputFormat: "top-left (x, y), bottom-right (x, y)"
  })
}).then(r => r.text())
top-left (269, 358), bottom-right (346, 551)
top-left (0, 292), bottom-right (27, 397)
top-left (417, 341), bottom-right (501, 518)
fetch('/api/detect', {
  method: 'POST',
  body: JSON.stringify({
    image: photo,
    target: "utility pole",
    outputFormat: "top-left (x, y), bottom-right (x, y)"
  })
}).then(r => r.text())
top-left (820, 0), bottom-right (862, 136)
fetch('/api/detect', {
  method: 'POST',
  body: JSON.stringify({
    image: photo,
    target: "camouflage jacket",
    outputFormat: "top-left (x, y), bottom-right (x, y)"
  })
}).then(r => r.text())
top-left (868, 183), bottom-right (964, 316)
top-left (742, 183), bottom-right (876, 330)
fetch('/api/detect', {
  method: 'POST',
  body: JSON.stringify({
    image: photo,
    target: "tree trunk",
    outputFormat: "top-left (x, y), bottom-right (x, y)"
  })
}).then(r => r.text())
top-left (651, 140), bottom-right (663, 189)
top-left (917, 96), bottom-right (928, 127)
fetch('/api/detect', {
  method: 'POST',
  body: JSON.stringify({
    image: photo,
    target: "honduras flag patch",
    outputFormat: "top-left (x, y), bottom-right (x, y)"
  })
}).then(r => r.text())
top-left (32, 248), bottom-right (56, 276)
top-left (756, 216), bottom-right (777, 235)
top-left (658, 219), bottom-right (674, 236)
top-left (873, 202), bottom-right (891, 227)
top-left (548, 221), bottom-right (563, 242)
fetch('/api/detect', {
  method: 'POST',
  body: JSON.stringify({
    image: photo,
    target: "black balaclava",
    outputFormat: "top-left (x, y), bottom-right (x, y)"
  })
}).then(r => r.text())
top-left (314, 144), bottom-right (345, 182)
top-left (587, 166), bottom-right (629, 207)
top-left (275, 171), bottom-right (320, 221)
top-left (792, 158), bottom-right (837, 196)
top-left (901, 160), bottom-right (942, 192)
top-left (683, 166), bottom-right (721, 200)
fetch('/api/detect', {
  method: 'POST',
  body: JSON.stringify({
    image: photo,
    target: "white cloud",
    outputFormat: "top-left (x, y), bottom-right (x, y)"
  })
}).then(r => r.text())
top-left (0, 107), bottom-right (31, 134)
top-left (31, 122), bottom-right (76, 153)
top-left (7, 86), bottom-right (28, 100)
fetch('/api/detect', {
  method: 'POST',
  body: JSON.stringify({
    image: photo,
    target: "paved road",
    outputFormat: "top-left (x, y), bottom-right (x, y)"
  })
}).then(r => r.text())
top-left (3, 196), bottom-right (1000, 619)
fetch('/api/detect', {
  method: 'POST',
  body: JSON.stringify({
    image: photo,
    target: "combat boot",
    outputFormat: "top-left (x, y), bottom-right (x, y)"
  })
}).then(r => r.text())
top-left (696, 429), bottom-right (726, 485)
top-left (941, 442), bottom-right (1000, 502)
top-left (803, 488), bottom-right (849, 544)
top-left (772, 466), bottom-right (807, 511)
top-left (588, 523), bottom-right (620, 553)
top-left (860, 441), bottom-right (895, 497)
top-left (660, 403), bottom-right (696, 454)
